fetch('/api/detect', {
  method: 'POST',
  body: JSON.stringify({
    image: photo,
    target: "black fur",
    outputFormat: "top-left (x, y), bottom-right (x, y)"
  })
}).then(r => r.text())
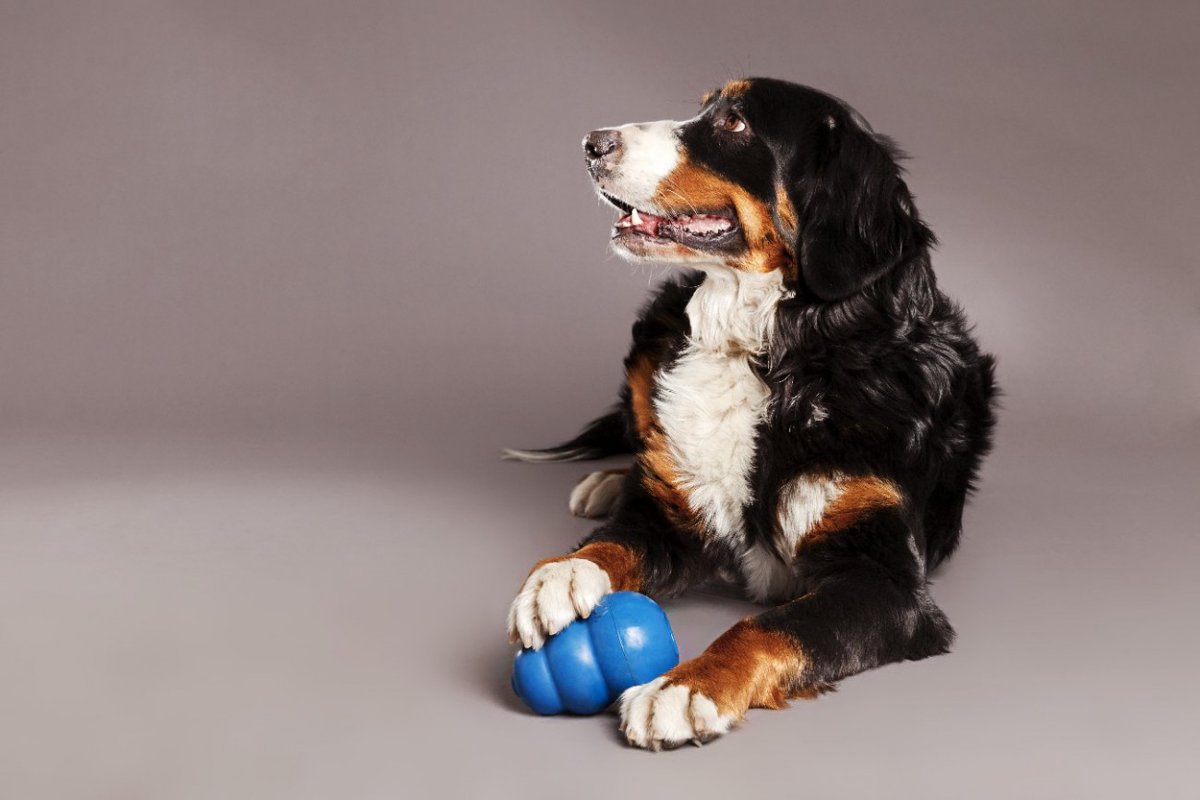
top-left (513, 79), bottom-right (997, 710)
top-left (501, 406), bottom-right (631, 462)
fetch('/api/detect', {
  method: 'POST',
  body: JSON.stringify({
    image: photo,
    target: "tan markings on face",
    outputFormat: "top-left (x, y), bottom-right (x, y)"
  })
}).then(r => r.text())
top-left (800, 477), bottom-right (903, 551)
top-left (652, 157), bottom-right (791, 273)
top-left (664, 619), bottom-right (805, 717)
top-left (700, 89), bottom-right (718, 106)
top-left (525, 541), bottom-right (643, 593)
top-left (626, 353), bottom-right (701, 532)
top-left (720, 79), bottom-right (753, 99)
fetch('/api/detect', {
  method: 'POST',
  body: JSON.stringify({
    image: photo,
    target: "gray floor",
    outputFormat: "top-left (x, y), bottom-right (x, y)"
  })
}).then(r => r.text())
top-left (3, 1), bottom-right (1199, 797)
top-left (2, 427), bottom-right (1196, 798)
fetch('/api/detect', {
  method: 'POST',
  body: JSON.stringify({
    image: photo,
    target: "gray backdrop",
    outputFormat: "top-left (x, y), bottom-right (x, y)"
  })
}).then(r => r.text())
top-left (1, 1), bottom-right (1197, 797)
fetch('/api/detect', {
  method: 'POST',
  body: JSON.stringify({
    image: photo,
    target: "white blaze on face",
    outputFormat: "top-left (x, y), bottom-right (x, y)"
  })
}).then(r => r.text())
top-left (598, 120), bottom-right (681, 209)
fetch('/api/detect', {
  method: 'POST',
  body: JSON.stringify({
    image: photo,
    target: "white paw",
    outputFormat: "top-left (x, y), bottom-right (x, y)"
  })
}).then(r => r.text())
top-left (618, 676), bottom-right (735, 750)
top-left (568, 471), bottom-right (625, 518)
top-left (507, 558), bottom-right (611, 650)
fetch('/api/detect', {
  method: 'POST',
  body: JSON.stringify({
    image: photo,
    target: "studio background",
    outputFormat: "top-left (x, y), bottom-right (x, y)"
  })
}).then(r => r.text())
top-left (1, 1), bottom-right (1197, 797)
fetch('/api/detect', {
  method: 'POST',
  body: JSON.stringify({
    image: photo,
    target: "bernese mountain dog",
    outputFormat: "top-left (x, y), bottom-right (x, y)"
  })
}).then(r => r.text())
top-left (504, 78), bottom-right (997, 750)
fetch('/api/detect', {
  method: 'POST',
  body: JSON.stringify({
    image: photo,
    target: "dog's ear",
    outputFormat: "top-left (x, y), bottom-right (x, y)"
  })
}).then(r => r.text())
top-left (782, 111), bottom-right (932, 302)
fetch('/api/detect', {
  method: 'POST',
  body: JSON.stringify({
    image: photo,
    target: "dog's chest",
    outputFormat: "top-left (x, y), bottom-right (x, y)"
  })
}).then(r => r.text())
top-left (653, 270), bottom-right (785, 542)
top-left (656, 345), bottom-right (769, 540)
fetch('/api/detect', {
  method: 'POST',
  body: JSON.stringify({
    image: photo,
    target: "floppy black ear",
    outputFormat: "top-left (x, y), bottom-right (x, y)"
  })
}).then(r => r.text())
top-left (788, 113), bottom-right (932, 302)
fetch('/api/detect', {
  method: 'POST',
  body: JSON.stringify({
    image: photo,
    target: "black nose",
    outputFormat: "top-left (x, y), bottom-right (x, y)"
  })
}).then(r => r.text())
top-left (584, 129), bottom-right (621, 167)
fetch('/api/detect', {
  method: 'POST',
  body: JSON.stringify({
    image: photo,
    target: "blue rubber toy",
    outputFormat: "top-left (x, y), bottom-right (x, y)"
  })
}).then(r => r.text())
top-left (511, 591), bottom-right (679, 715)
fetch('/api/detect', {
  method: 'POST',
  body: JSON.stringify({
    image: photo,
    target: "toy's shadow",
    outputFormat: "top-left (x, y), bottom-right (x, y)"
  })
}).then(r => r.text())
top-left (471, 636), bottom-right (531, 714)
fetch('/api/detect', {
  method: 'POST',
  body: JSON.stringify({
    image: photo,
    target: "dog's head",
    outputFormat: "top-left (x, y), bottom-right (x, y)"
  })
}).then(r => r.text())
top-left (584, 78), bottom-right (932, 301)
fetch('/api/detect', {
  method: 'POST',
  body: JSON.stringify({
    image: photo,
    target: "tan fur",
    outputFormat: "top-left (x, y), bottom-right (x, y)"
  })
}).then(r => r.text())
top-left (626, 353), bottom-right (700, 530)
top-left (626, 353), bottom-right (658, 441)
top-left (803, 477), bottom-right (904, 547)
top-left (702, 79), bottom-right (753, 107)
top-left (664, 620), bottom-right (805, 717)
top-left (651, 158), bottom-right (791, 274)
top-left (720, 79), bottom-right (753, 98)
top-left (526, 541), bottom-right (643, 593)
top-left (774, 182), bottom-right (798, 239)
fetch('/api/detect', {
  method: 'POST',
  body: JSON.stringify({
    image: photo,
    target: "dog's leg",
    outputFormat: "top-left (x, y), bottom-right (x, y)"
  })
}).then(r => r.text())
top-left (507, 473), bottom-right (708, 650)
top-left (619, 506), bottom-right (953, 749)
top-left (568, 468), bottom-right (628, 518)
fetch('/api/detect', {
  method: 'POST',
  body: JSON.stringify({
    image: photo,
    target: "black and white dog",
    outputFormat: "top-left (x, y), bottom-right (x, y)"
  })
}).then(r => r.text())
top-left (505, 78), bottom-right (997, 749)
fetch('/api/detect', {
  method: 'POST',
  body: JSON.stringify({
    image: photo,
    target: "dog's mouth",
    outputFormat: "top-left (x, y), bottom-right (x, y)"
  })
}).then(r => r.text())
top-left (601, 192), bottom-right (741, 251)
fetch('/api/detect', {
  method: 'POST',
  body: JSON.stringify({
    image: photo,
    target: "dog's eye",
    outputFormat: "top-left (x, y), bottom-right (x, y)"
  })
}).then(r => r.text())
top-left (717, 112), bottom-right (748, 134)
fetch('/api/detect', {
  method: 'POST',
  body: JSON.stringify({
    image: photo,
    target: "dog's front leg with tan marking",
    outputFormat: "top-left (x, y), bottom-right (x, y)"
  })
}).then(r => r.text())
top-left (620, 507), bottom-right (955, 749)
top-left (506, 541), bottom-right (641, 650)
top-left (619, 620), bottom-right (799, 749)
top-left (508, 473), bottom-right (712, 650)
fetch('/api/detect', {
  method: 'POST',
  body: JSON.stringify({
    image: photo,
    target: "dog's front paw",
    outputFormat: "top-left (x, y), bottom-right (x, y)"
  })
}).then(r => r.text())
top-left (618, 676), bottom-right (736, 750)
top-left (568, 469), bottom-right (626, 518)
top-left (507, 558), bottom-right (611, 649)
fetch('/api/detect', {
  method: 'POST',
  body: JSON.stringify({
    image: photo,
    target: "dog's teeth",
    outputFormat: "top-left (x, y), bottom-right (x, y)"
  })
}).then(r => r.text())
top-left (630, 208), bottom-right (642, 225)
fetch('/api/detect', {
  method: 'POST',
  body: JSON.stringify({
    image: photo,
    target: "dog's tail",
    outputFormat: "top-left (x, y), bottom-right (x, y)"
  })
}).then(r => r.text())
top-left (501, 406), bottom-right (631, 463)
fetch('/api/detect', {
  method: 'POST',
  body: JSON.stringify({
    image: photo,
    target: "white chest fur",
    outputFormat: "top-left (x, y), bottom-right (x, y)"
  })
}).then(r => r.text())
top-left (740, 473), bottom-right (843, 601)
top-left (654, 268), bottom-right (786, 542)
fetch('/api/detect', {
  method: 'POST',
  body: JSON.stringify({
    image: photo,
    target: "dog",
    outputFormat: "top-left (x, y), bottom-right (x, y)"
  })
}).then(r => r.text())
top-left (504, 78), bottom-right (997, 750)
